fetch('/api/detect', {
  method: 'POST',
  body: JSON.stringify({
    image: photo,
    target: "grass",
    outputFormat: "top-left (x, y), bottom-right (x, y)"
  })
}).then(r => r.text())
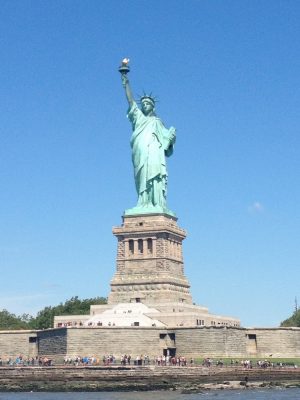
top-left (194, 357), bottom-right (300, 366)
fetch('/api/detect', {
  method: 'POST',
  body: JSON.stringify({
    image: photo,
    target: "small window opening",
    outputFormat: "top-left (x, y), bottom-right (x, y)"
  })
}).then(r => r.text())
top-left (138, 239), bottom-right (143, 253)
top-left (147, 238), bottom-right (153, 254)
top-left (247, 334), bottom-right (257, 340)
top-left (129, 240), bottom-right (134, 254)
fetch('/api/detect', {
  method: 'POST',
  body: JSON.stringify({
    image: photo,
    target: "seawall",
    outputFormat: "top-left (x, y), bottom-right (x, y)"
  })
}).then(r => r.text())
top-left (1, 365), bottom-right (300, 392)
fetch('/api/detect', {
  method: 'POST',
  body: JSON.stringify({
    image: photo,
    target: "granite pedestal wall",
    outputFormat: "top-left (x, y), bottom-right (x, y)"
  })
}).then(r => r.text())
top-left (109, 214), bottom-right (192, 305)
top-left (54, 213), bottom-right (240, 329)
top-left (102, 213), bottom-right (239, 328)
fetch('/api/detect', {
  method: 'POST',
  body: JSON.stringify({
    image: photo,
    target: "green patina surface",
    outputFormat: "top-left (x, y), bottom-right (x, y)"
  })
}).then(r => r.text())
top-left (120, 61), bottom-right (176, 217)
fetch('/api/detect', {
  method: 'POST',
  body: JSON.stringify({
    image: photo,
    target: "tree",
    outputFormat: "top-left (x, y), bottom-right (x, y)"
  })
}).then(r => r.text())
top-left (0, 296), bottom-right (107, 330)
top-left (28, 296), bottom-right (107, 330)
top-left (0, 309), bottom-right (32, 330)
top-left (280, 309), bottom-right (300, 327)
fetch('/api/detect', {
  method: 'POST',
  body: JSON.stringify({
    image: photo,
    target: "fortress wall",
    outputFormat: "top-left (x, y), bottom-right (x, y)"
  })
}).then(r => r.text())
top-left (0, 330), bottom-right (37, 358)
top-left (249, 328), bottom-right (300, 357)
top-left (175, 327), bottom-right (300, 358)
top-left (38, 329), bottom-right (67, 359)
top-left (65, 327), bottom-right (162, 358)
top-left (175, 327), bottom-right (247, 357)
top-left (1, 326), bottom-right (300, 361)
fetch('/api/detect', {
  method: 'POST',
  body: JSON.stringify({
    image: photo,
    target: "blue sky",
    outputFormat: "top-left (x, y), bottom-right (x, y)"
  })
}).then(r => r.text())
top-left (0, 0), bottom-right (299, 327)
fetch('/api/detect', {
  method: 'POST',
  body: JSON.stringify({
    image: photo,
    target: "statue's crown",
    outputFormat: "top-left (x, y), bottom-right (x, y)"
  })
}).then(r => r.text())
top-left (139, 92), bottom-right (158, 107)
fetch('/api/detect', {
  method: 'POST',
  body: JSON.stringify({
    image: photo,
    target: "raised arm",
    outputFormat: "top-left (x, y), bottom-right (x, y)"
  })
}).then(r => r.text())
top-left (121, 74), bottom-right (134, 106)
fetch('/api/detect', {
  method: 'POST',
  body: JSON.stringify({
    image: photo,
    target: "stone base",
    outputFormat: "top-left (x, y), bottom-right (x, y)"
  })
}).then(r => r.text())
top-left (124, 205), bottom-right (176, 217)
top-left (108, 213), bottom-right (192, 305)
top-left (85, 301), bottom-right (240, 328)
top-left (54, 212), bottom-right (240, 331)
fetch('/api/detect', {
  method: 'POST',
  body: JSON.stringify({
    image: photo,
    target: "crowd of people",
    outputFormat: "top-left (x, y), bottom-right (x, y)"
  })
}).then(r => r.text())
top-left (0, 355), bottom-right (52, 366)
top-left (154, 355), bottom-right (193, 366)
top-left (62, 354), bottom-right (192, 366)
top-left (239, 359), bottom-right (298, 369)
top-left (0, 354), bottom-right (297, 369)
top-left (202, 357), bottom-right (227, 366)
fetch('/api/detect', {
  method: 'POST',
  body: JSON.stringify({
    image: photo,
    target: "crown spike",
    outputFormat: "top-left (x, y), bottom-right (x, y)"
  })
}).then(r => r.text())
top-left (138, 91), bottom-right (158, 107)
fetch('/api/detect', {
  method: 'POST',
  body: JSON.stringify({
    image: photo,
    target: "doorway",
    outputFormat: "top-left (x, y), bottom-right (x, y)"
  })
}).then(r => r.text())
top-left (163, 347), bottom-right (176, 357)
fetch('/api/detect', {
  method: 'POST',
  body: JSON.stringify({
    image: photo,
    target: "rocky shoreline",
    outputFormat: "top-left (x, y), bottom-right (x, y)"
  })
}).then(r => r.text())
top-left (0, 365), bottom-right (300, 392)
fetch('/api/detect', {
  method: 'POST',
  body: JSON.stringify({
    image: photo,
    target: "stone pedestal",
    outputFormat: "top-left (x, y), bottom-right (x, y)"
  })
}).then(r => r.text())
top-left (54, 213), bottom-right (240, 329)
top-left (108, 214), bottom-right (193, 305)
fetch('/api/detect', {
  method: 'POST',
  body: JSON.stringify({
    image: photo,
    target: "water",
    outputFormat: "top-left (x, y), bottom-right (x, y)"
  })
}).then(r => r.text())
top-left (0, 389), bottom-right (300, 400)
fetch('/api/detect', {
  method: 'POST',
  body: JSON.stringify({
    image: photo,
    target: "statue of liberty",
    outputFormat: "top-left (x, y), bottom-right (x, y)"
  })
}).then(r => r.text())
top-left (119, 59), bottom-right (176, 216)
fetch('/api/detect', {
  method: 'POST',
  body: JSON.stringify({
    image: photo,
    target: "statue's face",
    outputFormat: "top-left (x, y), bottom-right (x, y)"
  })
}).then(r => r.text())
top-left (141, 100), bottom-right (154, 116)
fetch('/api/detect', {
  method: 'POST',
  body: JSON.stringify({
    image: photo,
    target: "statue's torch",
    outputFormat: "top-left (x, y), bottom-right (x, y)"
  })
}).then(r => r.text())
top-left (118, 58), bottom-right (130, 75)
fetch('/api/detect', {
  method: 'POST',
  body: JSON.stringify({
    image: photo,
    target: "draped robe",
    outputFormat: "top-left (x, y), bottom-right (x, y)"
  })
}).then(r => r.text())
top-left (128, 102), bottom-right (175, 209)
